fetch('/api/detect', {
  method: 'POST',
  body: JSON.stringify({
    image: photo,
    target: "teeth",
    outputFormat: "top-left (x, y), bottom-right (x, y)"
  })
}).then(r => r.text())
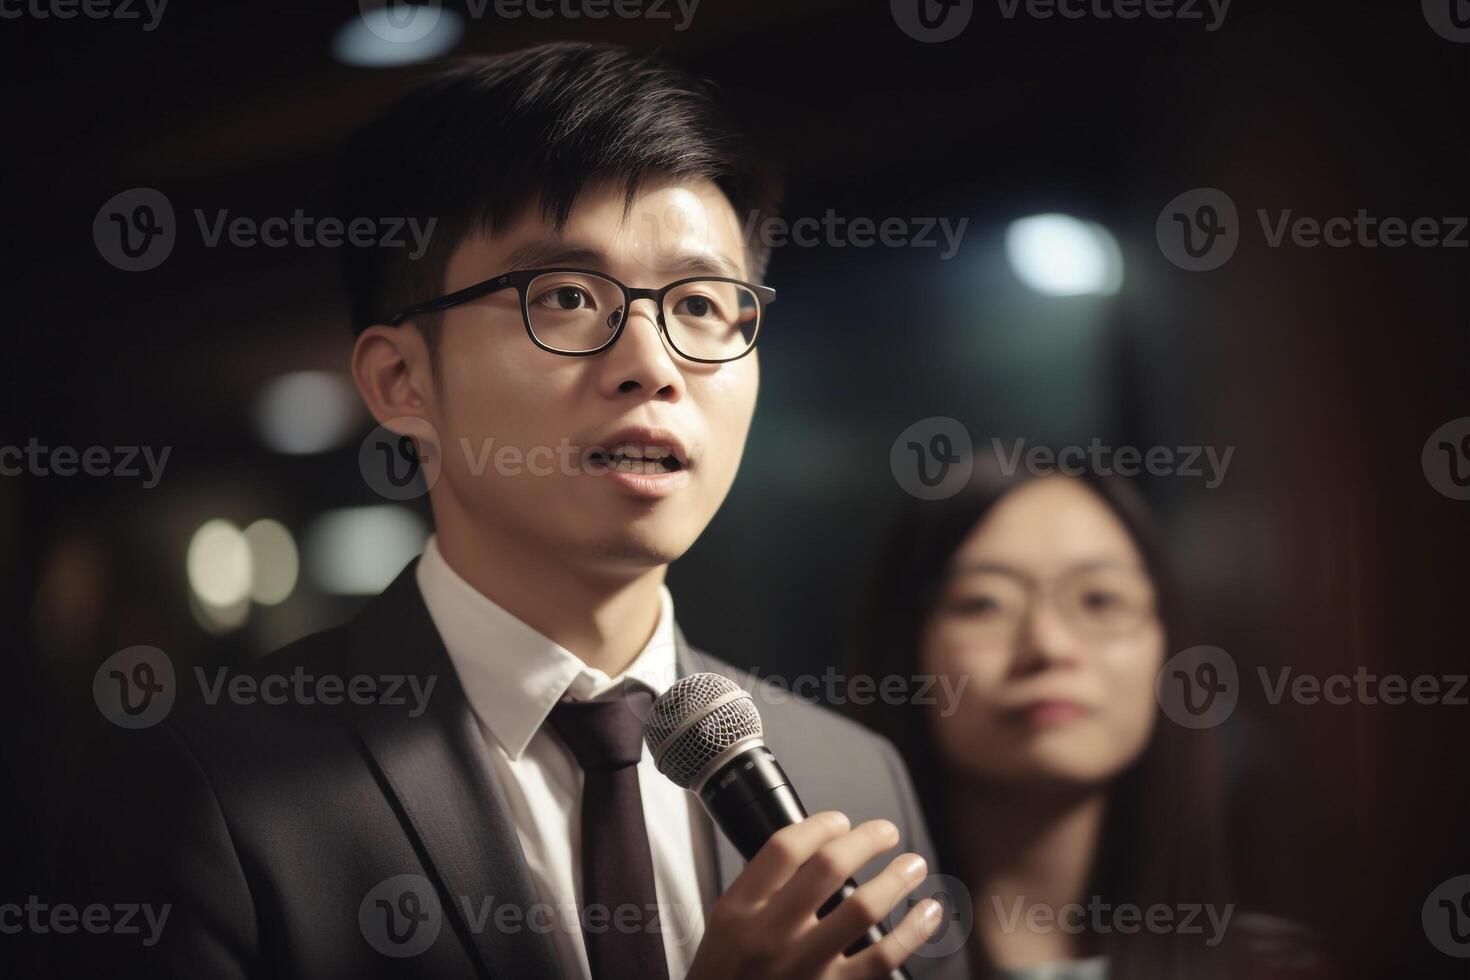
top-left (611, 457), bottom-right (668, 475)
top-left (608, 442), bottom-right (676, 463)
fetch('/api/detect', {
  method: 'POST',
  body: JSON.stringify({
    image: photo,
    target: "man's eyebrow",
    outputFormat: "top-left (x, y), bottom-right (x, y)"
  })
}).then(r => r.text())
top-left (502, 240), bottom-right (608, 271)
top-left (659, 251), bottom-right (746, 279)
top-left (500, 239), bottom-right (747, 280)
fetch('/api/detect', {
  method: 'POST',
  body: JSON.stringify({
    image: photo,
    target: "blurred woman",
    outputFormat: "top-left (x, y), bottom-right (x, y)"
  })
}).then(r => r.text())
top-left (850, 463), bottom-right (1322, 979)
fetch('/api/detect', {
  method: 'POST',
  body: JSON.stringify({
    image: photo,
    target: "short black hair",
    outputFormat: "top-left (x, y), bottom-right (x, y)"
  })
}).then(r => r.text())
top-left (337, 42), bottom-right (782, 337)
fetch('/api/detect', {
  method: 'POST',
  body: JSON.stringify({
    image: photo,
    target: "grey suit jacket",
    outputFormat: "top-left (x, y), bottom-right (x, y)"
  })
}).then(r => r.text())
top-left (51, 561), bottom-right (969, 980)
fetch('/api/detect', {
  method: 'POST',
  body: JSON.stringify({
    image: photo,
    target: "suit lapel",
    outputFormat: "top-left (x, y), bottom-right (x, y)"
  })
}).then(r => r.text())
top-left (348, 561), bottom-right (560, 980)
top-left (672, 622), bottom-right (746, 895)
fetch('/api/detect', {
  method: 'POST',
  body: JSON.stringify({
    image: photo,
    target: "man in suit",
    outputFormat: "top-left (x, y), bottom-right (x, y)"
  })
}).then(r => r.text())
top-left (54, 42), bottom-right (969, 980)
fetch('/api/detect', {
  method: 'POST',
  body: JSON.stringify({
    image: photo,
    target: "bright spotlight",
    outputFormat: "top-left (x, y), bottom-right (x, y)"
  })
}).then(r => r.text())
top-left (1005, 213), bottom-right (1124, 297)
top-left (331, 5), bottom-right (464, 68)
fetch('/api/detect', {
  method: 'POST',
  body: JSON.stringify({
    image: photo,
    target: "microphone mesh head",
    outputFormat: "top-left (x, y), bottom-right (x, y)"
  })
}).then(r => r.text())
top-left (644, 672), bottom-right (763, 790)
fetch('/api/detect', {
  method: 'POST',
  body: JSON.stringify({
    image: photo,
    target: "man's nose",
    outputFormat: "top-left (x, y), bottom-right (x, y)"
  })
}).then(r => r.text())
top-left (599, 297), bottom-right (683, 399)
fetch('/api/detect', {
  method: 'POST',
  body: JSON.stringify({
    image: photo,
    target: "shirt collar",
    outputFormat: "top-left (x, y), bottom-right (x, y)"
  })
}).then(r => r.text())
top-left (414, 534), bottom-right (680, 760)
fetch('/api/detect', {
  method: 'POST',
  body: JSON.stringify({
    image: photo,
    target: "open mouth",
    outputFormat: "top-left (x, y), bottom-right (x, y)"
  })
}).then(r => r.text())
top-left (588, 443), bottom-right (685, 475)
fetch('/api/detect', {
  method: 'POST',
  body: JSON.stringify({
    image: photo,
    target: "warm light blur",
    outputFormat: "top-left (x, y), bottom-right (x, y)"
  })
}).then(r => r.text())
top-left (187, 519), bottom-right (253, 608)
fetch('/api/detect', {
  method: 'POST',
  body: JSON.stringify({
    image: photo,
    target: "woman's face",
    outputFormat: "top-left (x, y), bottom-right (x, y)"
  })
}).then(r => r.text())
top-left (920, 476), bottom-right (1165, 789)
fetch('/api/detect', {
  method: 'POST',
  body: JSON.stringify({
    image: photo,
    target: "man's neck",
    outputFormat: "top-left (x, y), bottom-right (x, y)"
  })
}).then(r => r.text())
top-left (432, 519), bottom-right (667, 679)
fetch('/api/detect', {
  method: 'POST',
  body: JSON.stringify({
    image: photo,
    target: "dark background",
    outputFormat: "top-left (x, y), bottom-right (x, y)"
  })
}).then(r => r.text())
top-left (4, 0), bottom-right (1468, 975)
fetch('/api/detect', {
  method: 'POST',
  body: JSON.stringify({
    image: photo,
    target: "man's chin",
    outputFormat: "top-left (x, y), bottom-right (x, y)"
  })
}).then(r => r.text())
top-left (581, 529), bottom-right (693, 569)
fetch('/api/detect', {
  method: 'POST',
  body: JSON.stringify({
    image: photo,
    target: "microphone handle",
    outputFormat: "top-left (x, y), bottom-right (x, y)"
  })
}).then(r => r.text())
top-left (700, 747), bottom-right (913, 980)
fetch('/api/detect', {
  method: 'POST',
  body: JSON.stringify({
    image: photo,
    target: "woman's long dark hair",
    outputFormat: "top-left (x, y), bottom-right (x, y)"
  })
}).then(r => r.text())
top-left (848, 460), bottom-right (1237, 979)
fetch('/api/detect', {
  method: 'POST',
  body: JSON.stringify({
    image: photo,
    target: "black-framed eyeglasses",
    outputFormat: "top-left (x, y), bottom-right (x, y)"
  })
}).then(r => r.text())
top-left (385, 267), bottom-right (775, 364)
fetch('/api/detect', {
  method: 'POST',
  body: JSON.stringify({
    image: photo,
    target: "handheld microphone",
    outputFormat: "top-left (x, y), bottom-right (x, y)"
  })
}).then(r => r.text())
top-left (643, 672), bottom-right (913, 980)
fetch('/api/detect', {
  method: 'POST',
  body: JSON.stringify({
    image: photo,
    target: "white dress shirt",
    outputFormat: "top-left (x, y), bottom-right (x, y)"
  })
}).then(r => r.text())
top-left (415, 536), bottom-right (717, 979)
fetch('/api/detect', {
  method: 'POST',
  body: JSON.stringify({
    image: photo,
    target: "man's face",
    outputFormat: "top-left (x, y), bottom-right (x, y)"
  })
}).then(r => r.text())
top-left (417, 177), bottom-right (759, 572)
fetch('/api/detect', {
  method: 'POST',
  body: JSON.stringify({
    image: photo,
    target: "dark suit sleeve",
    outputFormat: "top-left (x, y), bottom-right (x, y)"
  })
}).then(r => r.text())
top-left (47, 722), bottom-right (259, 980)
top-left (873, 734), bottom-right (972, 980)
top-left (874, 735), bottom-right (941, 881)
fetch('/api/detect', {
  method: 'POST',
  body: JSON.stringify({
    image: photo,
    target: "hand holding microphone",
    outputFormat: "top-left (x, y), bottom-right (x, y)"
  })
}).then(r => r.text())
top-left (644, 673), bottom-right (943, 980)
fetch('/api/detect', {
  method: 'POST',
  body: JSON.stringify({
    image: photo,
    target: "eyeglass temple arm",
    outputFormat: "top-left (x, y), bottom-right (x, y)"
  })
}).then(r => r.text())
top-left (386, 276), bottom-right (519, 327)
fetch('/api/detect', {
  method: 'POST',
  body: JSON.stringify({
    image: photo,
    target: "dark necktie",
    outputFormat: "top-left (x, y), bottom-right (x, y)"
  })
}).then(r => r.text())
top-left (548, 690), bottom-right (671, 980)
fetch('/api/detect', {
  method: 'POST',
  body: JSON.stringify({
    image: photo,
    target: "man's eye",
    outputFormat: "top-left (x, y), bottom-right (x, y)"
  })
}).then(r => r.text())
top-left (537, 286), bottom-right (593, 310)
top-left (673, 295), bottom-right (716, 318)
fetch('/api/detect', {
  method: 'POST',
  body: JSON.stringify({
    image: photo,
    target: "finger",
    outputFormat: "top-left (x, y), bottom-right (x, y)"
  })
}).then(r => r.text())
top-left (839, 897), bottom-right (944, 980)
top-left (787, 850), bottom-right (928, 973)
top-left (760, 820), bottom-right (900, 929)
top-left (725, 811), bottom-right (851, 905)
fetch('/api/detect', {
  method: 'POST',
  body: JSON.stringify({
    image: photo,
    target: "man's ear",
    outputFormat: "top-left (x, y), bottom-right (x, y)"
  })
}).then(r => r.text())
top-left (351, 323), bottom-right (440, 449)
